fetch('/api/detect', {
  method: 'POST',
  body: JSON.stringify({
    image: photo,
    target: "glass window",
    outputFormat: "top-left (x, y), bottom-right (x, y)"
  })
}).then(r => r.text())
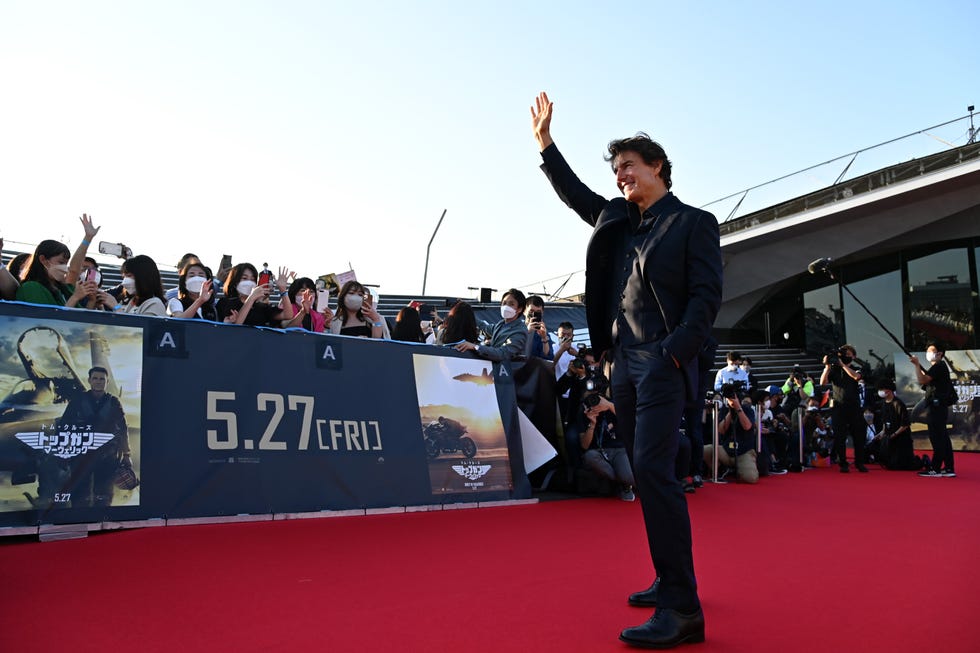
top-left (842, 270), bottom-right (902, 378)
top-left (803, 284), bottom-right (842, 355)
top-left (906, 248), bottom-right (974, 351)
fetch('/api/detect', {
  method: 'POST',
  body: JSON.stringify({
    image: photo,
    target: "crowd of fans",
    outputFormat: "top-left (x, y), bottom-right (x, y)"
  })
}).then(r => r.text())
top-left (0, 216), bottom-right (950, 502)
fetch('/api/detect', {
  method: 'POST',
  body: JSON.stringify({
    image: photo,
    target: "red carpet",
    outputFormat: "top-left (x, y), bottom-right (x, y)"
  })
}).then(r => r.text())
top-left (1, 455), bottom-right (978, 653)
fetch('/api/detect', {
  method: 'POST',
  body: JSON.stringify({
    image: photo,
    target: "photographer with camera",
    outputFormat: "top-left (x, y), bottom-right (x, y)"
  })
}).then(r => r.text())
top-left (552, 322), bottom-right (579, 375)
top-left (820, 344), bottom-right (868, 473)
top-left (557, 355), bottom-right (594, 472)
top-left (713, 350), bottom-right (749, 392)
top-left (579, 375), bottom-right (635, 501)
top-left (703, 383), bottom-right (759, 483)
top-left (525, 295), bottom-right (555, 361)
top-left (781, 366), bottom-right (814, 413)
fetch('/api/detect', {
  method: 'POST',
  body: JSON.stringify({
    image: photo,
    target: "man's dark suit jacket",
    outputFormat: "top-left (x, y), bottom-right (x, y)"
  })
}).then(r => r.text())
top-left (540, 143), bottom-right (723, 400)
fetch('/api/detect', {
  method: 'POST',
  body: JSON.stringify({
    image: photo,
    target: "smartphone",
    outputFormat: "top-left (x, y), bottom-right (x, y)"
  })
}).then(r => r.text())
top-left (316, 289), bottom-right (331, 311)
top-left (98, 241), bottom-right (125, 258)
top-left (220, 254), bottom-right (232, 270)
top-left (258, 268), bottom-right (273, 288)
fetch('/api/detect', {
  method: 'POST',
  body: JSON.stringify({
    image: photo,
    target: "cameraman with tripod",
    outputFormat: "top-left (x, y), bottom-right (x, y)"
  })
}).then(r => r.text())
top-left (820, 344), bottom-right (868, 473)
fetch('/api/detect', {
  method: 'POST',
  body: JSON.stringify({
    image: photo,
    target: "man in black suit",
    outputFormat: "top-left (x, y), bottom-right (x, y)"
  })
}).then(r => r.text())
top-left (531, 92), bottom-right (722, 649)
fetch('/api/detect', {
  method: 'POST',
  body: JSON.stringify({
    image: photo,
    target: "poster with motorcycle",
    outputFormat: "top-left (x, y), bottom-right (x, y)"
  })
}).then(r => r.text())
top-left (0, 316), bottom-right (143, 513)
top-left (893, 349), bottom-right (980, 452)
top-left (413, 354), bottom-right (513, 495)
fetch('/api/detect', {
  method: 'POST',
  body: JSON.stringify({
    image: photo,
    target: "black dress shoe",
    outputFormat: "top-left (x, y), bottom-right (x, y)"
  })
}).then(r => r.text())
top-left (620, 607), bottom-right (705, 649)
top-left (628, 577), bottom-right (660, 607)
top-left (855, 462), bottom-right (868, 473)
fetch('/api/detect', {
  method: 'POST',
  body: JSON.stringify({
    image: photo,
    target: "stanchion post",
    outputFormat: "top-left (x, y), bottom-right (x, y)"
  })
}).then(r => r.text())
top-left (708, 402), bottom-right (726, 484)
top-left (798, 409), bottom-right (807, 471)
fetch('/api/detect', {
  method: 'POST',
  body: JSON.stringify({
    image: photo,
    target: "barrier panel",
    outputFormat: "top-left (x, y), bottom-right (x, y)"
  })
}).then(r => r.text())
top-left (0, 302), bottom-right (531, 529)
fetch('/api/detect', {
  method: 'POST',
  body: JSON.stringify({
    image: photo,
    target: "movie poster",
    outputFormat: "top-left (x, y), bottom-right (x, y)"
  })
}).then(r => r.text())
top-left (412, 354), bottom-right (513, 495)
top-left (0, 316), bottom-right (144, 512)
top-left (893, 349), bottom-right (980, 452)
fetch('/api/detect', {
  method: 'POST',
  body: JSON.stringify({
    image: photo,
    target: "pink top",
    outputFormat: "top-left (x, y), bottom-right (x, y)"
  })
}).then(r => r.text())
top-left (291, 302), bottom-right (326, 332)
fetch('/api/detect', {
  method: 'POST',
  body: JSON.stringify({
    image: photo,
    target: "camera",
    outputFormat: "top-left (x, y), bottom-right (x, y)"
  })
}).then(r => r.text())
top-left (720, 380), bottom-right (744, 399)
top-left (582, 373), bottom-right (610, 409)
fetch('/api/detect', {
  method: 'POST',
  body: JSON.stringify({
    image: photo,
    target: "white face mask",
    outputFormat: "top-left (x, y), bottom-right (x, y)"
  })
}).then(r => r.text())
top-left (122, 277), bottom-right (136, 294)
top-left (877, 390), bottom-right (888, 398)
top-left (185, 275), bottom-right (206, 294)
top-left (237, 280), bottom-right (256, 296)
top-left (500, 305), bottom-right (517, 320)
top-left (47, 262), bottom-right (70, 279)
top-left (926, 351), bottom-right (938, 363)
top-left (344, 294), bottom-right (363, 311)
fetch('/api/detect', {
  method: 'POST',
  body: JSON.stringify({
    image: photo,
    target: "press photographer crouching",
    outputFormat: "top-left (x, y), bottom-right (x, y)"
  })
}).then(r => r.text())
top-left (579, 374), bottom-right (636, 501)
top-left (867, 379), bottom-right (929, 471)
top-left (703, 382), bottom-right (759, 483)
top-left (557, 354), bottom-right (594, 472)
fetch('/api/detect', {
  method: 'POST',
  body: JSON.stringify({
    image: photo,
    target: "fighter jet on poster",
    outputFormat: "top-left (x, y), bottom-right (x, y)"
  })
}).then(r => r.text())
top-left (0, 326), bottom-right (118, 485)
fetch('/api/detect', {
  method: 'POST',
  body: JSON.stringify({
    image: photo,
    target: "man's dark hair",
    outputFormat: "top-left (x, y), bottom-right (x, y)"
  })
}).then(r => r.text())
top-left (501, 288), bottom-right (527, 313)
top-left (526, 295), bottom-right (545, 309)
top-left (84, 256), bottom-right (99, 268)
top-left (928, 343), bottom-right (946, 354)
top-left (605, 132), bottom-right (673, 190)
top-left (558, 321), bottom-right (573, 331)
top-left (89, 366), bottom-right (108, 378)
top-left (840, 344), bottom-right (857, 357)
top-left (726, 351), bottom-right (742, 363)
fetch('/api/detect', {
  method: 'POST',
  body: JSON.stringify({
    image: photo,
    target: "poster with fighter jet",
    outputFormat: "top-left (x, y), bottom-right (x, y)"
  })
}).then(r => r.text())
top-left (413, 354), bottom-right (513, 495)
top-left (0, 317), bottom-right (143, 513)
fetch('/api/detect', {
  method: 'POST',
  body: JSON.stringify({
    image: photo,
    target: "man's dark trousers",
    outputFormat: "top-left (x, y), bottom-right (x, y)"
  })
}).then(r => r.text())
top-left (926, 401), bottom-right (953, 471)
top-left (832, 404), bottom-right (865, 465)
top-left (613, 343), bottom-right (699, 612)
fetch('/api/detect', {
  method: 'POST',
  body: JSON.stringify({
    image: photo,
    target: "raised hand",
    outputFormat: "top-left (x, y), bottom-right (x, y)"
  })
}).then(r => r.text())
top-left (300, 288), bottom-right (314, 312)
top-left (199, 279), bottom-right (214, 302)
top-left (530, 91), bottom-right (554, 151)
top-left (276, 267), bottom-right (292, 293)
top-left (79, 213), bottom-right (100, 242)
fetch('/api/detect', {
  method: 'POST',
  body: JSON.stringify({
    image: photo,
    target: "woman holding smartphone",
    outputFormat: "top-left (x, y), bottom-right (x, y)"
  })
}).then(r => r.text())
top-left (99, 255), bottom-right (167, 317)
top-left (216, 263), bottom-right (294, 327)
top-left (16, 215), bottom-right (100, 307)
top-left (330, 281), bottom-right (389, 338)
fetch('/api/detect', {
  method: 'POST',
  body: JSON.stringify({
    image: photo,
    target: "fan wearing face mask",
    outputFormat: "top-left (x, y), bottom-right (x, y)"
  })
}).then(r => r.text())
top-left (329, 280), bottom-right (389, 339)
top-left (167, 262), bottom-right (217, 320)
top-left (15, 215), bottom-right (100, 307)
top-left (99, 255), bottom-right (167, 316)
top-left (454, 288), bottom-right (528, 362)
top-left (216, 263), bottom-right (294, 327)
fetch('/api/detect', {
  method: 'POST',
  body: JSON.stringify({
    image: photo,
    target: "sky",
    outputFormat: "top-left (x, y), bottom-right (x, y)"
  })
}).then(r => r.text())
top-left (1, 1), bottom-right (977, 301)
